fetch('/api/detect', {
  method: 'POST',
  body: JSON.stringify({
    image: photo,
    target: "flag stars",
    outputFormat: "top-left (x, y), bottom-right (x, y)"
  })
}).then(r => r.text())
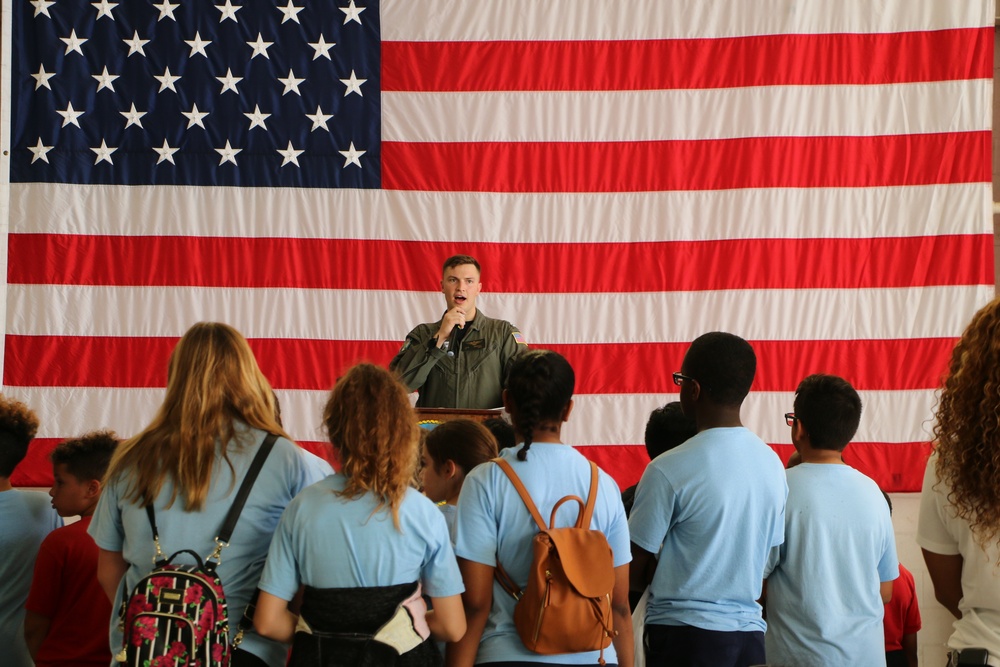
top-left (92, 66), bottom-right (119, 93)
top-left (120, 103), bottom-right (146, 129)
top-left (244, 105), bottom-right (270, 131)
top-left (308, 35), bottom-right (335, 60)
top-left (28, 139), bottom-right (54, 164)
top-left (91, 0), bottom-right (118, 20)
top-left (31, 65), bottom-right (56, 90)
top-left (56, 102), bottom-right (84, 128)
top-left (277, 141), bottom-right (304, 167)
top-left (247, 33), bottom-right (273, 59)
top-left (185, 32), bottom-right (212, 57)
top-left (91, 139), bottom-right (117, 165)
top-left (216, 1), bottom-right (242, 23)
top-left (217, 68), bottom-right (243, 95)
top-left (339, 141), bottom-right (365, 168)
top-left (215, 140), bottom-right (241, 165)
top-left (153, 0), bottom-right (179, 21)
top-left (60, 29), bottom-right (88, 56)
top-left (124, 31), bottom-right (150, 57)
top-left (278, 1), bottom-right (304, 24)
top-left (153, 139), bottom-right (180, 164)
top-left (278, 69), bottom-right (305, 96)
top-left (340, 70), bottom-right (365, 97)
top-left (305, 105), bottom-right (333, 132)
top-left (182, 103), bottom-right (209, 129)
top-left (340, 1), bottom-right (365, 25)
top-left (155, 66), bottom-right (181, 93)
top-left (30, 0), bottom-right (55, 18)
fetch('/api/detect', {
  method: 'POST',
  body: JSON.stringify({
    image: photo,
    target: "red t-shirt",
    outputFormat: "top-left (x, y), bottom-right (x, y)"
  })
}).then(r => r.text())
top-left (25, 516), bottom-right (113, 667)
top-left (883, 563), bottom-right (922, 652)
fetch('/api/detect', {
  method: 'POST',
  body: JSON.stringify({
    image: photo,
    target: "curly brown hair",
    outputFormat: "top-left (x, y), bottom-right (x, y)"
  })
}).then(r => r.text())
top-left (323, 363), bottom-right (418, 529)
top-left (0, 394), bottom-right (40, 477)
top-left (933, 295), bottom-right (1000, 548)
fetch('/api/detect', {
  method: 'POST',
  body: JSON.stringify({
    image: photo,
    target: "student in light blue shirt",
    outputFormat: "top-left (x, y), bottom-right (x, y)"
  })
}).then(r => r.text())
top-left (629, 332), bottom-right (787, 667)
top-left (764, 374), bottom-right (898, 667)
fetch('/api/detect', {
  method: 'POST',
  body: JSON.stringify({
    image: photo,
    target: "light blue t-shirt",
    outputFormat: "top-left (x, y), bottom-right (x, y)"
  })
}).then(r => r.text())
top-left (89, 427), bottom-right (332, 666)
top-left (629, 427), bottom-right (787, 633)
top-left (0, 489), bottom-right (62, 667)
top-left (764, 463), bottom-right (898, 667)
top-left (455, 443), bottom-right (630, 665)
top-left (259, 474), bottom-right (464, 599)
top-left (439, 502), bottom-right (458, 546)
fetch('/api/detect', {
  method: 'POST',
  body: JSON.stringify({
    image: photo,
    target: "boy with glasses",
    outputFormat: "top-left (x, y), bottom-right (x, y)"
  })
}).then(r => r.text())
top-left (764, 374), bottom-right (898, 667)
top-left (629, 332), bottom-right (787, 667)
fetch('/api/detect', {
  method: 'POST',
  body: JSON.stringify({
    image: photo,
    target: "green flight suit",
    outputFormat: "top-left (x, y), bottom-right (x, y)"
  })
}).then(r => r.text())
top-left (389, 310), bottom-right (527, 409)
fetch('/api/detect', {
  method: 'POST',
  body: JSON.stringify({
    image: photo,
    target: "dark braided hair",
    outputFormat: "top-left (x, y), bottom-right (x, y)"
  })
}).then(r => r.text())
top-left (505, 350), bottom-right (575, 461)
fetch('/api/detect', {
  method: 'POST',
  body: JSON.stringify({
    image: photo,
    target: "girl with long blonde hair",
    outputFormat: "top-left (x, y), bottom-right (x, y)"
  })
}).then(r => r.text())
top-left (254, 363), bottom-right (466, 666)
top-left (89, 322), bottom-right (332, 667)
top-left (918, 296), bottom-right (1000, 663)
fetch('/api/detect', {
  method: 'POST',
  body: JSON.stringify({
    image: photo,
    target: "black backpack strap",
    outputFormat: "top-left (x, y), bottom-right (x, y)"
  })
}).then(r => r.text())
top-left (218, 432), bottom-right (278, 544)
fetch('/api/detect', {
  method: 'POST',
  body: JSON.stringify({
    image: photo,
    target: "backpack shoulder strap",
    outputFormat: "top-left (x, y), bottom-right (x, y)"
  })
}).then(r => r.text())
top-left (493, 457), bottom-right (547, 532)
top-left (580, 461), bottom-right (599, 528)
top-left (218, 432), bottom-right (278, 543)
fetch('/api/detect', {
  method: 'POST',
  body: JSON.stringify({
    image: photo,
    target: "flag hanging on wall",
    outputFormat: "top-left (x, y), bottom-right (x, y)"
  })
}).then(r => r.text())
top-left (3, 0), bottom-right (994, 490)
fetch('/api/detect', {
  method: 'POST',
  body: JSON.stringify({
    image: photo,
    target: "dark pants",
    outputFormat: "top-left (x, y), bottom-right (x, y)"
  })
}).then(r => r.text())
top-left (644, 624), bottom-right (765, 667)
top-left (232, 649), bottom-right (270, 667)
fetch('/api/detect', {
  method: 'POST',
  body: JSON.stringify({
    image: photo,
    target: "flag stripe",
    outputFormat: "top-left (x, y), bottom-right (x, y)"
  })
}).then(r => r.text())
top-left (382, 29), bottom-right (992, 92)
top-left (10, 233), bottom-right (991, 291)
top-left (383, 81), bottom-right (991, 143)
top-left (9, 386), bottom-right (938, 448)
top-left (3, 336), bottom-right (957, 394)
top-left (381, 0), bottom-right (989, 41)
top-left (8, 284), bottom-right (992, 343)
top-left (11, 182), bottom-right (990, 242)
top-left (382, 132), bottom-right (991, 193)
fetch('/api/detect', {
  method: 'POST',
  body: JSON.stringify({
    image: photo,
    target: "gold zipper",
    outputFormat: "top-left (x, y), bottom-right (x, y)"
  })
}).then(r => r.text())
top-left (532, 570), bottom-right (553, 643)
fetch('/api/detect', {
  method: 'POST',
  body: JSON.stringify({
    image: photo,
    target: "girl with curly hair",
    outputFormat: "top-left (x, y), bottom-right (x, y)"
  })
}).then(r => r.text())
top-left (89, 322), bottom-right (332, 667)
top-left (254, 363), bottom-right (466, 666)
top-left (918, 296), bottom-right (1000, 664)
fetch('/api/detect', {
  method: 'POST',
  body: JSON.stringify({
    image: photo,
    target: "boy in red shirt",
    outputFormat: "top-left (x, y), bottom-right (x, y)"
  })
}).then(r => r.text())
top-left (23, 431), bottom-right (119, 667)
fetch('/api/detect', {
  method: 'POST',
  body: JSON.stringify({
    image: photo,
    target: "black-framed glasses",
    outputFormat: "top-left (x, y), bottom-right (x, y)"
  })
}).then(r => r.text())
top-left (785, 412), bottom-right (798, 427)
top-left (672, 372), bottom-right (696, 387)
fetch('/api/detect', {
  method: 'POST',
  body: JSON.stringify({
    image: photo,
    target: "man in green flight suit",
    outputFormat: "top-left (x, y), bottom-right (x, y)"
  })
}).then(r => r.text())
top-left (389, 255), bottom-right (528, 409)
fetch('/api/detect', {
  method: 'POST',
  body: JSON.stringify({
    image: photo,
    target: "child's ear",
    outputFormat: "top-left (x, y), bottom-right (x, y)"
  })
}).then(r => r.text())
top-left (443, 459), bottom-right (459, 479)
top-left (86, 478), bottom-right (102, 499)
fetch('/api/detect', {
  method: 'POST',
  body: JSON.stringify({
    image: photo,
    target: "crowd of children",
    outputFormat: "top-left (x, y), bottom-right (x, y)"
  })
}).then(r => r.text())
top-left (0, 319), bottom-right (949, 667)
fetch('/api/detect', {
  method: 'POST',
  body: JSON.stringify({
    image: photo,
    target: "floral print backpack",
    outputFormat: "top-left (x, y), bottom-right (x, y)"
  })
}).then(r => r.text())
top-left (115, 434), bottom-right (276, 666)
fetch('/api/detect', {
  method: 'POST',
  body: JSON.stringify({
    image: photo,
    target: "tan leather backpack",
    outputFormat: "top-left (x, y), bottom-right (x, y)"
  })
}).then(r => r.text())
top-left (494, 458), bottom-right (617, 665)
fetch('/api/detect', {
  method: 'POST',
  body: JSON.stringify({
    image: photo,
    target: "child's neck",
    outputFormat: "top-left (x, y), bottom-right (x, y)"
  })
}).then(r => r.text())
top-left (0, 477), bottom-right (12, 492)
top-left (799, 449), bottom-right (845, 465)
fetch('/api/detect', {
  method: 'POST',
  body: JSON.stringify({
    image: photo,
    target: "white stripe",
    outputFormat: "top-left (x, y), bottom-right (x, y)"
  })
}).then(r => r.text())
top-left (10, 183), bottom-right (991, 241)
top-left (382, 0), bottom-right (989, 41)
top-left (7, 284), bottom-right (993, 343)
top-left (384, 82), bottom-right (991, 143)
top-left (14, 385), bottom-right (937, 446)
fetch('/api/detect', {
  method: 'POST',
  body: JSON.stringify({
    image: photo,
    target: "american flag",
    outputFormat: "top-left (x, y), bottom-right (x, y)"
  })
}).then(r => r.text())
top-left (4, 0), bottom-right (994, 491)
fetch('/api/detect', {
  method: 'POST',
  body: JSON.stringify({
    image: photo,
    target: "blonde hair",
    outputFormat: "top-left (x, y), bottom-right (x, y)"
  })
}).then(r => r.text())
top-left (323, 363), bottom-right (418, 529)
top-left (105, 322), bottom-right (291, 511)
top-left (934, 296), bottom-right (1000, 549)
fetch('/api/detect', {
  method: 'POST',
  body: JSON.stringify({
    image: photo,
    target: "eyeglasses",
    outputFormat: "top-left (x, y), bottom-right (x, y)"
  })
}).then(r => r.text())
top-left (784, 412), bottom-right (798, 427)
top-left (672, 372), bottom-right (696, 387)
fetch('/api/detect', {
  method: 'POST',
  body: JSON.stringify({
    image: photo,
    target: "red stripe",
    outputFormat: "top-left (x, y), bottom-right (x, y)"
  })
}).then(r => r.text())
top-left (4, 336), bottom-right (956, 393)
top-left (13, 439), bottom-right (931, 492)
top-left (382, 133), bottom-right (991, 193)
top-left (9, 234), bottom-right (991, 290)
top-left (383, 29), bottom-right (992, 92)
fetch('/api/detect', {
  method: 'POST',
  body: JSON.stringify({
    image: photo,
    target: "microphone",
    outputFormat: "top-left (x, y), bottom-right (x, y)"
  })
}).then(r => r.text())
top-left (440, 327), bottom-right (458, 357)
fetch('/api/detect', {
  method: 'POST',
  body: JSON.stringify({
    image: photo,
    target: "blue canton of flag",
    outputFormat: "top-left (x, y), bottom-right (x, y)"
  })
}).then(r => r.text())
top-left (10, 0), bottom-right (380, 188)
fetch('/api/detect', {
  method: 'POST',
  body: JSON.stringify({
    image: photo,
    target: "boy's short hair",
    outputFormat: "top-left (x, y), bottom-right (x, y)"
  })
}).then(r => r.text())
top-left (644, 402), bottom-right (697, 460)
top-left (442, 254), bottom-right (481, 275)
top-left (0, 395), bottom-right (40, 477)
top-left (793, 374), bottom-right (862, 451)
top-left (482, 417), bottom-right (516, 451)
top-left (683, 332), bottom-right (756, 406)
top-left (51, 430), bottom-right (120, 482)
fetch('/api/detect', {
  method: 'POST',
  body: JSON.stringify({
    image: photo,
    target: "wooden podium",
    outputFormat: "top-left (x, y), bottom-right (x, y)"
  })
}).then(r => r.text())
top-left (416, 407), bottom-right (503, 429)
